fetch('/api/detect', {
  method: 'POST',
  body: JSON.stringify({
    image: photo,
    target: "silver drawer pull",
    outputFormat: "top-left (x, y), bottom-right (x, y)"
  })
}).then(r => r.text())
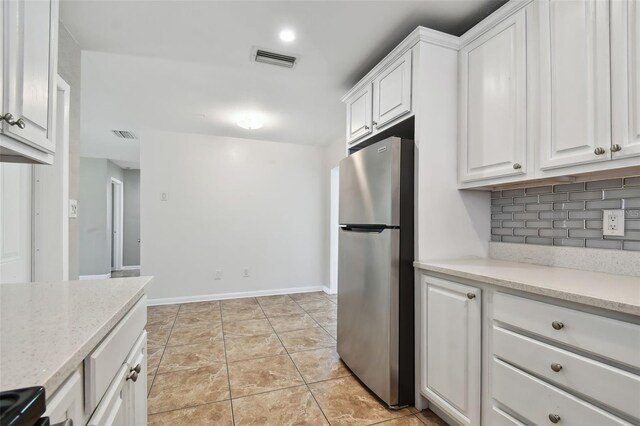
top-left (133, 363), bottom-right (142, 374)
top-left (551, 321), bottom-right (564, 330)
top-left (550, 363), bottom-right (563, 372)
top-left (594, 147), bottom-right (606, 155)
top-left (548, 414), bottom-right (561, 424)
top-left (466, 292), bottom-right (476, 299)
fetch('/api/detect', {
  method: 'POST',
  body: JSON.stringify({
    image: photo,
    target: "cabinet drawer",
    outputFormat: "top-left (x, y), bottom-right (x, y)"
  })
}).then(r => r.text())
top-left (85, 296), bottom-right (146, 413)
top-left (493, 358), bottom-right (632, 425)
top-left (493, 292), bottom-right (640, 368)
top-left (494, 326), bottom-right (640, 420)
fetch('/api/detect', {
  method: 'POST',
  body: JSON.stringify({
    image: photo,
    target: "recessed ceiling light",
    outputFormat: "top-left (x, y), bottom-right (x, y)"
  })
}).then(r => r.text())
top-left (279, 29), bottom-right (295, 42)
top-left (237, 116), bottom-right (263, 130)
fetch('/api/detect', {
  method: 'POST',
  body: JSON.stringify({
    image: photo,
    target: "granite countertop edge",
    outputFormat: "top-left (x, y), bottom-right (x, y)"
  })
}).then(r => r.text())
top-left (413, 259), bottom-right (640, 317)
top-left (0, 276), bottom-right (153, 397)
top-left (42, 286), bottom-right (147, 397)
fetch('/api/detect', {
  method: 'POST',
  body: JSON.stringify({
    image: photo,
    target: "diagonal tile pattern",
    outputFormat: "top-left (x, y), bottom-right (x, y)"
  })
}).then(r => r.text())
top-left (147, 292), bottom-right (443, 425)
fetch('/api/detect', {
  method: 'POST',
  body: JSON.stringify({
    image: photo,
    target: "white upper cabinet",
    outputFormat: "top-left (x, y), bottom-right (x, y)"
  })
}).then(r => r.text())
top-left (0, 0), bottom-right (58, 164)
top-left (342, 28), bottom-right (433, 152)
top-left (535, 0), bottom-right (612, 170)
top-left (611, 0), bottom-right (640, 160)
top-left (421, 275), bottom-right (481, 426)
top-left (346, 84), bottom-right (373, 145)
top-left (458, 10), bottom-right (527, 183)
top-left (373, 50), bottom-right (412, 129)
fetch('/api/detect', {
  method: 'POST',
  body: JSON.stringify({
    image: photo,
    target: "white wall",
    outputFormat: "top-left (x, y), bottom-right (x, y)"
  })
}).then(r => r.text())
top-left (141, 130), bottom-right (326, 302)
top-left (414, 42), bottom-right (489, 261)
top-left (58, 22), bottom-right (82, 280)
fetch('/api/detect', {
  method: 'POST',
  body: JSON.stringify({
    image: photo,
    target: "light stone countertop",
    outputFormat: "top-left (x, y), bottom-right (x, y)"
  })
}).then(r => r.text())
top-left (414, 258), bottom-right (640, 316)
top-left (0, 276), bottom-right (152, 396)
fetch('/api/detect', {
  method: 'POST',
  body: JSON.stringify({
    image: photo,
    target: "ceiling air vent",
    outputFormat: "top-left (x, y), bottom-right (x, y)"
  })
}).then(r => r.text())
top-left (252, 47), bottom-right (297, 68)
top-left (111, 130), bottom-right (137, 139)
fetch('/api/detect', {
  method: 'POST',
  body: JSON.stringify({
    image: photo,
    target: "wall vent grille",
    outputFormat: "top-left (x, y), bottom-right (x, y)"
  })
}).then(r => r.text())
top-left (252, 48), bottom-right (297, 68)
top-left (112, 130), bottom-right (137, 139)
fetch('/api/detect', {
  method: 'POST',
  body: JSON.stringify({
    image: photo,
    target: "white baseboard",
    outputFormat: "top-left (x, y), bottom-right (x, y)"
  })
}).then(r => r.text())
top-left (121, 265), bottom-right (141, 271)
top-left (148, 285), bottom-right (327, 306)
top-left (322, 286), bottom-right (336, 295)
top-left (79, 273), bottom-right (111, 280)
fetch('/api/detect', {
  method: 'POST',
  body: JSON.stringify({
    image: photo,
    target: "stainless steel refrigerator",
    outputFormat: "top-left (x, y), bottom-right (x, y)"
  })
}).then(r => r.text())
top-left (337, 136), bottom-right (414, 407)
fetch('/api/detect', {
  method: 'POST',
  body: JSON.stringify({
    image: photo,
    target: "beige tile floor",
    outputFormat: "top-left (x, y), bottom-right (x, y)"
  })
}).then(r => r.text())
top-left (147, 292), bottom-right (446, 426)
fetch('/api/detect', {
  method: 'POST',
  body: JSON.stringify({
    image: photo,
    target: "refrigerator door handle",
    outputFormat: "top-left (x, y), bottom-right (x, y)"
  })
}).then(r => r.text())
top-left (341, 226), bottom-right (386, 233)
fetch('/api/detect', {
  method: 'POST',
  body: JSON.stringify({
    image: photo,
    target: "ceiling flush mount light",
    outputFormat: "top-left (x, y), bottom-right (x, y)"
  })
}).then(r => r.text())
top-left (279, 28), bottom-right (295, 42)
top-left (237, 115), bottom-right (263, 130)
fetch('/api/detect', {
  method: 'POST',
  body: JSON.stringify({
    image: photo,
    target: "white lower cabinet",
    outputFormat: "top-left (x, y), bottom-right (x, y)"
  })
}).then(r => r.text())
top-left (42, 298), bottom-right (147, 426)
top-left (418, 272), bottom-right (640, 426)
top-left (420, 275), bottom-right (481, 426)
top-left (88, 332), bottom-right (147, 426)
top-left (44, 367), bottom-right (86, 426)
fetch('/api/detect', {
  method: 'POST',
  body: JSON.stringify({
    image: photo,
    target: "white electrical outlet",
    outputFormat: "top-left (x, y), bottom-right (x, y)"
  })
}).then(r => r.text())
top-left (215, 270), bottom-right (222, 280)
top-left (603, 210), bottom-right (625, 236)
top-left (243, 268), bottom-right (249, 278)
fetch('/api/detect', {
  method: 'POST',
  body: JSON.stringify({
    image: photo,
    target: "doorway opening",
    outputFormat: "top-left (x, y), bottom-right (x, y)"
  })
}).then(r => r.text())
top-left (329, 166), bottom-right (340, 294)
top-left (108, 177), bottom-right (124, 273)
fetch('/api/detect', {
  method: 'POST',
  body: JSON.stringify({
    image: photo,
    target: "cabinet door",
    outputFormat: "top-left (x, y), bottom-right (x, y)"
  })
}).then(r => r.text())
top-left (44, 368), bottom-right (85, 426)
top-left (611, 0), bottom-right (640, 160)
top-left (421, 275), bottom-right (481, 426)
top-left (87, 364), bottom-right (129, 426)
top-left (535, 0), bottom-right (611, 170)
top-left (373, 50), bottom-right (412, 129)
top-left (125, 332), bottom-right (147, 426)
top-left (346, 84), bottom-right (373, 144)
top-left (458, 10), bottom-right (527, 183)
top-left (2, 0), bottom-right (58, 154)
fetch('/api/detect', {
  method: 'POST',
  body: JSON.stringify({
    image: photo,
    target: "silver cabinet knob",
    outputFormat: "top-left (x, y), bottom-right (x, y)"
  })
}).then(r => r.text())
top-left (133, 363), bottom-right (142, 374)
top-left (126, 370), bottom-right (138, 381)
top-left (363, 125), bottom-right (370, 130)
top-left (594, 147), bottom-right (606, 155)
top-left (0, 113), bottom-right (26, 129)
top-left (552, 321), bottom-right (564, 330)
top-left (550, 363), bottom-right (563, 372)
top-left (611, 144), bottom-right (622, 152)
top-left (372, 121), bottom-right (378, 128)
top-left (466, 292), bottom-right (476, 299)
top-left (513, 163), bottom-right (522, 170)
top-left (126, 368), bottom-right (139, 382)
top-left (548, 414), bottom-right (561, 424)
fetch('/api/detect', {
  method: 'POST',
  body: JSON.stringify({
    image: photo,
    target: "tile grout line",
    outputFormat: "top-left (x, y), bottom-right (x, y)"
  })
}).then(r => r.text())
top-left (146, 307), bottom-right (180, 399)
top-left (265, 295), bottom-right (333, 425)
top-left (219, 300), bottom-right (237, 425)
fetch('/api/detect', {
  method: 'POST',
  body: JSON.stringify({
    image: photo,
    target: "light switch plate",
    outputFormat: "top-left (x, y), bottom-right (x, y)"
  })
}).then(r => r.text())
top-left (69, 199), bottom-right (78, 218)
top-left (602, 210), bottom-right (624, 236)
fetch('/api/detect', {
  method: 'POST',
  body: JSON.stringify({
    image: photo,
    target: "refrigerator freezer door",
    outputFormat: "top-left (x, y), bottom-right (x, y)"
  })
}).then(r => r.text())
top-left (339, 137), bottom-right (401, 226)
top-left (337, 227), bottom-right (400, 406)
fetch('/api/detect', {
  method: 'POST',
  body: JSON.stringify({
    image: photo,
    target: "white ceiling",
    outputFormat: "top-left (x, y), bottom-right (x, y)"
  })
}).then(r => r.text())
top-left (61, 0), bottom-right (506, 165)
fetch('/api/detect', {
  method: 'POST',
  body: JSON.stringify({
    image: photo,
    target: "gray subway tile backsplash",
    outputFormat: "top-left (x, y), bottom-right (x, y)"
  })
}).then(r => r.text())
top-left (490, 176), bottom-right (640, 251)
top-left (585, 179), bottom-right (622, 190)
